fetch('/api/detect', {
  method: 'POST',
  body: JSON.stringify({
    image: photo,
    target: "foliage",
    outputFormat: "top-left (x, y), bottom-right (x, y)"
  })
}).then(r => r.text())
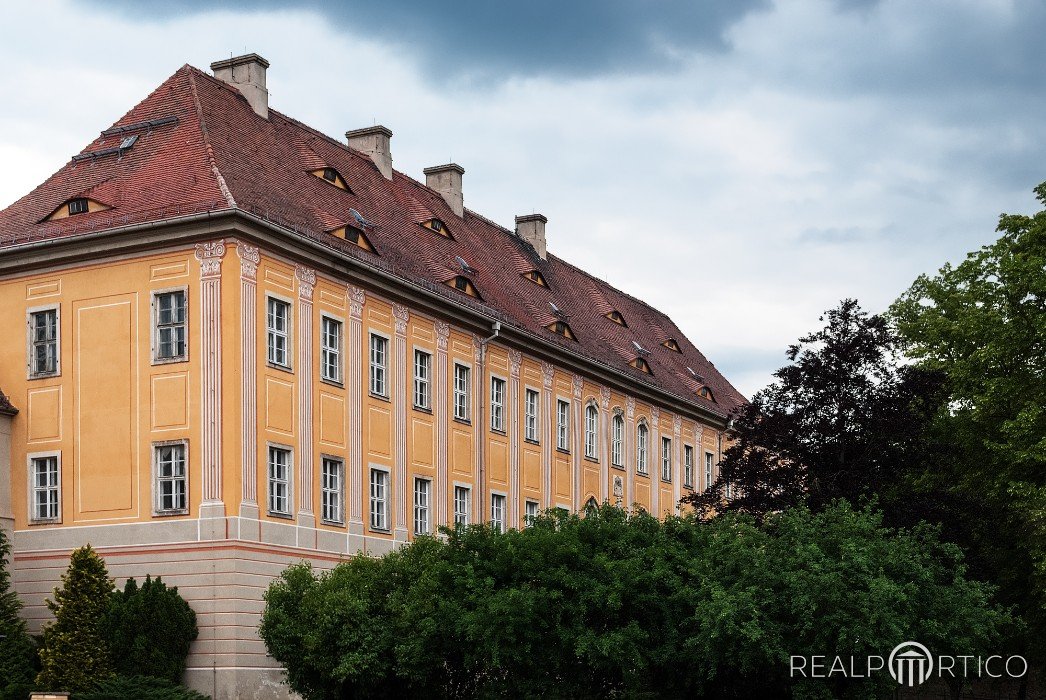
top-left (261, 504), bottom-right (1010, 699)
top-left (683, 298), bottom-right (949, 523)
top-left (36, 544), bottom-right (115, 693)
top-left (102, 575), bottom-right (199, 684)
top-left (890, 182), bottom-right (1046, 659)
top-left (0, 526), bottom-right (37, 700)
top-left (72, 674), bottom-right (210, 700)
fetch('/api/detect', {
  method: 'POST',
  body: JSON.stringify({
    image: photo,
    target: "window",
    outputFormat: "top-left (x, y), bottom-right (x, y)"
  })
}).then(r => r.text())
top-left (684, 445), bottom-right (694, 488)
top-left (30, 455), bottom-right (60, 521)
top-left (584, 404), bottom-right (599, 459)
top-left (630, 357), bottom-right (653, 375)
top-left (414, 478), bottom-right (431, 535)
top-left (524, 500), bottom-right (539, 526)
top-left (154, 291), bottom-right (187, 361)
top-left (699, 386), bottom-right (715, 402)
top-left (67, 198), bottom-right (88, 215)
top-left (661, 437), bottom-right (672, 482)
top-left (605, 310), bottom-right (627, 327)
top-left (422, 218), bottom-right (451, 238)
top-left (414, 350), bottom-right (431, 409)
top-left (322, 167), bottom-right (337, 182)
top-left (266, 298), bottom-right (291, 367)
top-left (454, 486), bottom-right (471, 526)
top-left (449, 276), bottom-right (481, 299)
top-left (490, 377), bottom-right (506, 432)
top-left (268, 447), bottom-right (291, 516)
top-left (321, 458), bottom-right (343, 524)
top-left (611, 413), bottom-right (624, 467)
top-left (705, 452), bottom-right (714, 491)
top-left (316, 317), bottom-right (342, 382)
top-left (547, 321), bottom-right (577, 341)
top-left (522, 270), bottom-right (548, 287)
top-left (662, 339), bottom-right (682, 352)
top-left (370, 334), bottom-right (388, 397)
top-left (370, 469), bottom-right (389, 530)
top-left (491, 494), bottom-right (506, 533)
top-left (637, 422), bottom-right (649, 475)
top-left (332, 225), bottom-right (375, 251)
top-left (155, 443), bottom-right (187, 513)
top-left (28, 308), bottom-right (58, 377)
top-left (454, 364), bottom-right (471, 421)
top-left (556, 399), bottom-right (570, 450)
top-left (525, 389), bottom-right (540, 442)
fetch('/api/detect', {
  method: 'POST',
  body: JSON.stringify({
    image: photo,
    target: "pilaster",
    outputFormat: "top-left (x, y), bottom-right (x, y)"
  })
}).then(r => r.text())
top-left (571, 374), bottom-right (583, 511)
top-left (393, 303), bottom-right (410, 540)
top-left (295, 265), bottom-right (316, 530)
top-left (508, 350), bottom-right (521, 526)
top-left (625, 396), bottom-right (636, 509)
top-left (194, 239), bottom-right (226, 526)
top-left (599, 386), bottom-right (611, 504)
top-left (651, 407), bottom-right (661, 517)
top-left (435, 321), bottom-right (450, 527)
top-left (347, 286), bottom-right (366, 545)
top-left (540, 362), bottom-right (554, 508)
top-left (236, 243), bottom-right (260, 523)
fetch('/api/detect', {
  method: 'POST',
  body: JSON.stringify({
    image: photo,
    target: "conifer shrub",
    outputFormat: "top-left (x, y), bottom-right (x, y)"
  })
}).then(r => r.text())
top-left (0, 526), bottom-right (37, 700)
top-left (72, 674), bottom-right (209, 700)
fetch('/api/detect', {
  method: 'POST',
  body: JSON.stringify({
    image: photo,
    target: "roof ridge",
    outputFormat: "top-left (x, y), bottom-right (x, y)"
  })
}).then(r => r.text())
top-left (186, 69), bottom-right (237, 208)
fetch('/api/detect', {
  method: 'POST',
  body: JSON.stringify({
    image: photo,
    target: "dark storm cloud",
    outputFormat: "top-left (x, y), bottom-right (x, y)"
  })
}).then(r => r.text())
top-left (79, 0), bottom-right (773, 78)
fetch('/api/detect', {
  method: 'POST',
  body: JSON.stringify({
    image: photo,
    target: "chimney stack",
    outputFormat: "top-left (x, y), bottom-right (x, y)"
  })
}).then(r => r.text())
top-left (516, 214), bottom-right (548, 260)
top-left (423, 163), bottom-right (465, 218)
top-left (210, 53), bottom-right (270, 119)
top-left (346, 126), bottom-right (394, 180)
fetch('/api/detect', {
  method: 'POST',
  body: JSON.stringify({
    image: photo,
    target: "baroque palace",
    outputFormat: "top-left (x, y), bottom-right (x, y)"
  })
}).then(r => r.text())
top-left (0, 55), bottom-right (745, 698)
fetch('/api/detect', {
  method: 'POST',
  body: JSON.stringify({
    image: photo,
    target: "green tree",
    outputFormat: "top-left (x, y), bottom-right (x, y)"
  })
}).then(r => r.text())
top-left (72, 675), bottom-right (209, 700)
top-left (36, 545), bottom-right (115, 693)
top-left (891, 182), bottom-right (1046, 663)
top-left (0, 526), bottom-right (37, 700)
top-left (102, 575), bottom-right (199, 684)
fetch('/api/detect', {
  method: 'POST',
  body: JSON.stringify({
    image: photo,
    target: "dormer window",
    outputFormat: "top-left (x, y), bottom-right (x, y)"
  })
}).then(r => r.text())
top-left (421, 218), bottom-right (452, 238)
top-left (698, 386), bottom-right (715, 401)
top-left (522, 270), bottom-right (548, 287)
top-left (449, 276), bottom-right (481, 299)
top-left (662, 339), bottom-right (681, 352)
top-left (322, 167), bottom-right (336, 182)
top-left (45, 197), bottom-right (109, 221)
top-left (605, 310), bottom-right (627, 327)
top-left (630, 358), bottom-right (653, 375)
top-left (311, 167), bottom-right (351, 191)
top-left (68, 198), bottom-right (89, 215)
top-left (547, 321), bottom-right (577, 341)
top-left (330, 225), bottom-right (375, 252)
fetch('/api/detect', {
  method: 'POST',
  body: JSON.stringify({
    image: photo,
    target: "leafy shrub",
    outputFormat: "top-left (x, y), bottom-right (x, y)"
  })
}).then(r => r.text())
top-left (72, 674), bottom-right (209, 700)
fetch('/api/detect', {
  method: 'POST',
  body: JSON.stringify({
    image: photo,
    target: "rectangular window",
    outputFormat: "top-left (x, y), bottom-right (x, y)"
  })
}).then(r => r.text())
top-left (556, 399), bottom-right (569, 450)
top-left (611, 415), bottom-right (624, 466)
top-left (30, 455), bottom-right (60, 521)
top-left (414, 478), bottom-right (431, 535)
top-left (370, 334), bottom-right (388, 397)
top-left (321, 458), bottom-right (343, 524)
top-left (453, 485), bottom-right (471, 526)
top-left (370, 469), bottom-right (389, 530)
top-left (29, 308), bottom-right (58, 377)
top-left (154, 291), bottom-right (187, 361)
top-left (453, 364), bottom-right (471, 421)
top-left (705, 452), bottom-right (714, 491)
top-left (490, 377), bottom-right (506, 432)
top-left (525, 389), bottom-right (540, 442)
top-left (585, 406), bottom-right (599, 459)
top-left (155, 443), bottom-right (187, 513)
top-left (684, 445), bottom-right (694, 488)
top-left (268, 447), bottom-right (291, 516)
top-left (320, 317), bottom-right (342, 383)
top-left (414, 350), bottom-right (431, 409)
top-left (662, 437), bottom-right (672, 482)
top-left (524, 500), bottom-right (539, 526)
top-left (267, 298), bottom-right (291, 367)
top-left (491, 494), bottom-right (506, 533)
top-left (637, 425), bottom-right (649, 475)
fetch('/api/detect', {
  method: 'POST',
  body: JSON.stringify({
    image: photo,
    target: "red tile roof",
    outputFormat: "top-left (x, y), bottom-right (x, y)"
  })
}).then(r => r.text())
top-left (0, 64), bottom-right (746, 418)
top-left (0, 389), bottom-right (17, 416)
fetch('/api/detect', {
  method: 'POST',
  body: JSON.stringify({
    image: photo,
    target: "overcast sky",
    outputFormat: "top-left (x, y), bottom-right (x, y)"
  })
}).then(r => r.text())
top-left (2, 0), bottom-right (1043, 398)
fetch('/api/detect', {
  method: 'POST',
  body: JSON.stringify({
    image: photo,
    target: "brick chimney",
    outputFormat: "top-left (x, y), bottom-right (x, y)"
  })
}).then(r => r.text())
top-left (516, 214), bottom-right (548, 260)
top-left (346, 126), bottom-right (393, 180)
top-left (424, 163), bottom-right (465, 218)
top-left (211, 53), bottom-right (270, 119)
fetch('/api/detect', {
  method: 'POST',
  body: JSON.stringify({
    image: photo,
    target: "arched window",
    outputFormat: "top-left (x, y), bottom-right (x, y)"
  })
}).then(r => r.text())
top-left (584, 404), bottom-right (599, 459)
top-left (636, 421), bottom-right (649, 474)
top-left (584, 496), bottom-right (599, 514)
top-left (611, 413), bottom-right (624, 467)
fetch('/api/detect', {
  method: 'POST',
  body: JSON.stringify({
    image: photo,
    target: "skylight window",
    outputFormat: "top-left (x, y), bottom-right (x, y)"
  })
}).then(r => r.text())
top-left (605, 310), bottom-right (627, 327)
top-left (449, 276), bottom-right (482, 299)
top-left (630, 358), bottom-right (653, 375)
top-left (662, 339), bottom-right (681, 352)
top-left (547, 321), bottom-right (577, 341)
top-left (119, 134), bottom-right (139, 150)
top-left (522, 270), bottom-right (548, 287)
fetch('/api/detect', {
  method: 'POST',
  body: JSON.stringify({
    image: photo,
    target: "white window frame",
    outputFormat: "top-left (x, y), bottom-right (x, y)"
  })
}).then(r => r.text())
top-left (453, 363), bottom-right (471, 422)
top-left (490, 375), bottom-right (506, 432)
top-left (26, 304), bottom-right (60, 379)
top-left (684, 444), bottom-right (694, 488)
top-left (705, 451), bottom-right (715, 491)
top-left (524, 499), bottom-right (540, 526)
top-left (525, 388), bottom-right (540, 442)
top-left (320, 456), bottom-right (344, 525)
top-left (27, 451), bottom-right (61, 523)
top-left (661, 436), bottom-right (672, 482)
top-left (637, 421), bottom-right (649, 475)
top-left (490, 492), bottom-right (507, 533)
top-left (556, 398), bottom-right (570, 450)
top-left (414, 477), bottom-right (431, 535)
top-left (370, 332), bottom-right (390, 398)
top-left (413, 348), bottom-right (432, 410)
top-left (320, 314), bottom-right (343, 384)
top-left (152, 440), bottom-right (189, 515)
top-left (370, 467), bottom-right (390, 531)
top-left (267, 444), bottom-right (293, 517)
top-left (266, 296), bottom-right (292, 369)
top-left (151, 287), bottom-right (188, 364)
top-left (584, 403), bottom-right (599, 460)
top-left (611, 412), bottom-right (624, 467)
top-left (453, 484), bottom-right (471, 527)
